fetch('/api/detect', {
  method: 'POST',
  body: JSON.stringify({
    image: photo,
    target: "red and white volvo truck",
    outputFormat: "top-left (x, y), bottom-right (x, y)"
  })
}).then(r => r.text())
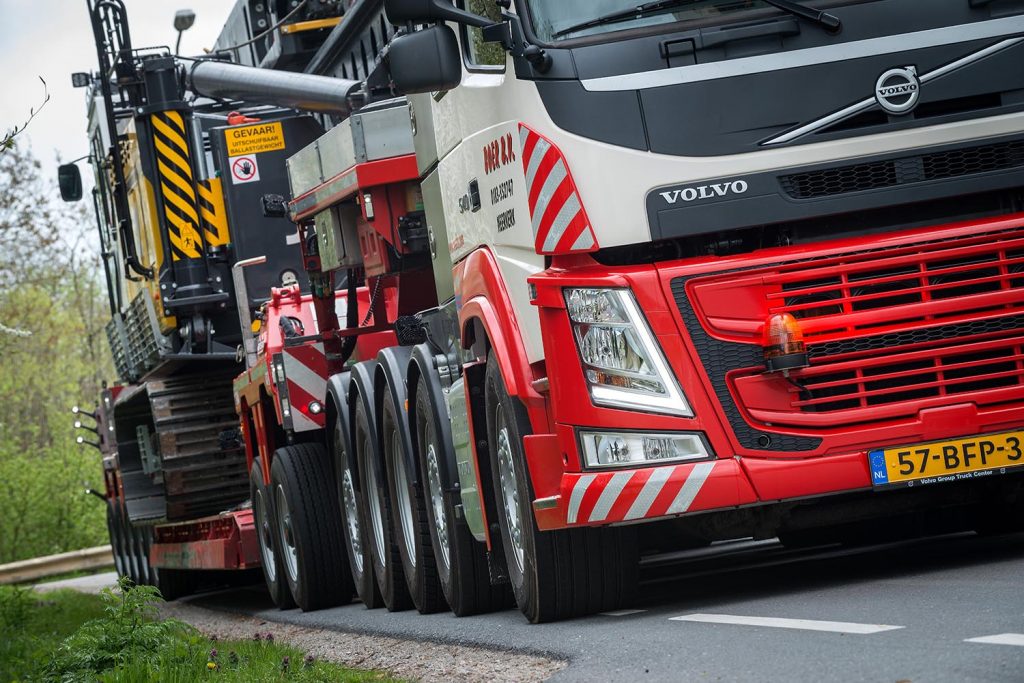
top-left (74, 0), bottom-right (1024, 624)
top-left (235, 0), bottom-right (1024, 624)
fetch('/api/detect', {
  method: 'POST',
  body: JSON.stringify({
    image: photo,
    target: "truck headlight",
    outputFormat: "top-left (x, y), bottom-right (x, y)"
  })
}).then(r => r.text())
top-left (579, 430), bottom-right (711, 468)
top-left (565, 288), bottom-right (692, 416)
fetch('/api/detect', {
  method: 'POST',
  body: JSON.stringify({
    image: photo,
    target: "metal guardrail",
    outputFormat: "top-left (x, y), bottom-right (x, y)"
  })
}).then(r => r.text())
top-left (0, 545), bottom-right (114, 585)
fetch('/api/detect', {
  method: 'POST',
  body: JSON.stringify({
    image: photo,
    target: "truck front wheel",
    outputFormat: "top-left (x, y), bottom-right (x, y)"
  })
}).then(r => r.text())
top-left (250, 457), bottom-right (295, 609)
top-left (485, 354), bottom-right (637, 623)
top-left (270, 444), bottom-right (353, 612)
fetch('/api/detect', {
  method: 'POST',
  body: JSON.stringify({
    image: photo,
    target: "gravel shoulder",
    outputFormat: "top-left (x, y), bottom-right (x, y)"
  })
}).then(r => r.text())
top-left (158, 600), bottom-right (566, 683)
top-left (35, 572), bottom-right (565, 682)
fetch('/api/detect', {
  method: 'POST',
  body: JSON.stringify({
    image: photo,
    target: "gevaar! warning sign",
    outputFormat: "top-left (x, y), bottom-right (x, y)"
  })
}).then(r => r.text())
top-left (225, 122), bottom-right (285, 157)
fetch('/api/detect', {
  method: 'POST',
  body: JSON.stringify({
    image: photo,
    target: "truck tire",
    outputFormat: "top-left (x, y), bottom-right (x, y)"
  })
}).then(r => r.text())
top-left (106, 502), bottom-right (128, 579)
top-left (414, 377), bottom-right (511, 616)
top-left (250, 457), bottom-right (295, 609)
top-left (270, 443), bottom-right (353, 612)
top-left (485, 354), bottom-right (637, 623)
top-left (120, 511), bottom-right (142, 586)
top-left (332, 413), bottom-right (383, 609)
top-left (354, 397), bottom-right (412, 611)
top-left (131, 523), bottom-right (152, 586)
top-left (382, 390), bottom-right (445, 614)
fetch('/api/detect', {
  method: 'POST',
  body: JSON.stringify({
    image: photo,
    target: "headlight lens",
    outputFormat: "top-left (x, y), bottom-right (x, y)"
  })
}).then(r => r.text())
top-left (565, 288), bottom-right (692, 416)
top-left (579, 430), bottom-right (711, 468)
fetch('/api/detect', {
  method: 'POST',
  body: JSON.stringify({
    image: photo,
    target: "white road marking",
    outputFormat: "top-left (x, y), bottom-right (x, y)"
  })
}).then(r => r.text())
top-left (600, 609), bottom-right (647, 617)
top-left (669, 613), bottom-right (904, 634)
top-left (965, 634), bottom-right (1024, 647)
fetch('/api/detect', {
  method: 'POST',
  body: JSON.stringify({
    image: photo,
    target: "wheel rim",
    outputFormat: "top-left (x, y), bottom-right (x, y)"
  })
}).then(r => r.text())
top-left (341, 465), bottom-right (364, 575)
top-left (365, 443), bottom-right (387, 568)
top-left (253, 486), bottom-right (277, 583)
top-left (496, 408), bottom-right (525, 574)
top-left (274, 485), bottom-right (299, 583)
top-left (391, 430), bottom-right (417, 568)
top-left (425, 443), bottom-right (450, 572)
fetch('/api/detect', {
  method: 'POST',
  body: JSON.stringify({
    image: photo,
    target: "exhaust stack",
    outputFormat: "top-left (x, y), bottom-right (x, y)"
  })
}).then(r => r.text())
top-left (187, 60), bottom-right (360, 116)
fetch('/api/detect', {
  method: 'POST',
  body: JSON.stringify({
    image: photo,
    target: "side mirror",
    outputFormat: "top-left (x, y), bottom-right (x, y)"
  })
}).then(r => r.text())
top-left (384, 0), bottom-right (491, 28)
top-left (388, 25), bottom-right (462, 95)
top-left (58, 163), bottom-right (83, 202)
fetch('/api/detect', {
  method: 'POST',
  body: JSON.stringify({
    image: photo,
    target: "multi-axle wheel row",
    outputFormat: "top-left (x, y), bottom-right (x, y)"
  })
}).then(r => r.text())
top-left (106, 501), bottom-right (195, 600)
top-left (252, 352), bottom-right (637, 623)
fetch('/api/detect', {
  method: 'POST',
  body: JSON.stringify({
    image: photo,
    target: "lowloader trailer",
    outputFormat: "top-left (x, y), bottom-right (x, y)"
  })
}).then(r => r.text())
top-left (65, 0), bottom-right (352, 598)
top-left (237, 0), bottom-right (1024, 624)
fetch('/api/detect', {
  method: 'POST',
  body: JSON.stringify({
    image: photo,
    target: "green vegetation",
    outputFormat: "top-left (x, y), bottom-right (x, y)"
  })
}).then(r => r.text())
top-left (0, 144), bottom-right (111, 564)
top-left (0, 579), bottom-right (390, 682)
top-left (466, 0), bottom-right (506, 66)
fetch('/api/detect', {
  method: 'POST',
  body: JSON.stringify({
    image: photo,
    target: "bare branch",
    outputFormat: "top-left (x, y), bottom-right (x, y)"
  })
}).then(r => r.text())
top-left (1, 78), bottom-right (51, 153)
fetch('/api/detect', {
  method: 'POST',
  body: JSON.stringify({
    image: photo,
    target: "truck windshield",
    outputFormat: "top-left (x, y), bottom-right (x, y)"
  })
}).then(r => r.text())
top-left (528, 0), bottom-right (786, 43)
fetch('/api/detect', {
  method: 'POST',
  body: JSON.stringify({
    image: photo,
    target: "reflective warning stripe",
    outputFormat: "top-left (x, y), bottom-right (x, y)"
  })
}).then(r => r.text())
top-left (518, 124), bottom-right (598, 256)
top-left (151, 111), bottom-right (201, 261)
top-left (281, 343), bottom-right (328, 433)
top-left (197, 178), bottom-right (230, 247)
top-left (567, 474), bottom-right (597, 525)
top-left (566, 461), bottom-right (718, 526)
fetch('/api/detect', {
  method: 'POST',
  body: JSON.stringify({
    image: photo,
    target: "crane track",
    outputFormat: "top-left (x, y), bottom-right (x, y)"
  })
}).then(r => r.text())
top-left (147, 372), bottom-right (249, 521)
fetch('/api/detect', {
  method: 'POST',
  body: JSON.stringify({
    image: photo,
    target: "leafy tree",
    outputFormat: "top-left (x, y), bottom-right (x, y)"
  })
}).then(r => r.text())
top-left (0, 143), bottom-right (111, 563)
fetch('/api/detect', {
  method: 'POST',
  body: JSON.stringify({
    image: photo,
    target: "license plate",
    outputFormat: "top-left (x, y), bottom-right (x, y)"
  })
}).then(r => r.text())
top-left (869, 430), bottom-right (1024, 489)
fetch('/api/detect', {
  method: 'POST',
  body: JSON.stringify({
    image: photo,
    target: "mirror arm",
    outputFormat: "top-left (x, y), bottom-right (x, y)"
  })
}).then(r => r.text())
top-left (481, 21), bottom-right (513, 50)
top-left (441, 5), bottom-right (492, 28)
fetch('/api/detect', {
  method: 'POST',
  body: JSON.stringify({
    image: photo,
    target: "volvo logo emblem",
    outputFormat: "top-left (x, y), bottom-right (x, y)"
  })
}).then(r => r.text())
top-left (875, 66), bottom-right (921, 115)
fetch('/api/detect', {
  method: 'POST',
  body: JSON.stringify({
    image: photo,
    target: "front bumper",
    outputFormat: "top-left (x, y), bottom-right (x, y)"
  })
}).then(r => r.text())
top-left (529, 214), bottom-right (1024, 530)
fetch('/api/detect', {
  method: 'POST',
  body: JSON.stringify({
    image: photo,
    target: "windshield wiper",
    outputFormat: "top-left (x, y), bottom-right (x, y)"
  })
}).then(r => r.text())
top-left (760, 0), bottom-right (841, 33)
top-left (552, 0), bottom-right (840, 40)
top-left (552, 0), bottom-right (697, 38)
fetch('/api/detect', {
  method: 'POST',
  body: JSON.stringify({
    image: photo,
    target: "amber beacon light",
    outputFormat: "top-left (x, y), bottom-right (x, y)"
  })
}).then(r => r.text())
top-left (762, 313), bottom-right (809, 374)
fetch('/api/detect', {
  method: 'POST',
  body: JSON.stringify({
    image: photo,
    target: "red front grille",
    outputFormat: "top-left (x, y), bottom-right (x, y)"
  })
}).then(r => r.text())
top-left (734, 329), bottom-right (1024, 428)
top-left (686, 220), bottom-right (1024, 431)
top-left (768, 229), bottom-right (1024, 340)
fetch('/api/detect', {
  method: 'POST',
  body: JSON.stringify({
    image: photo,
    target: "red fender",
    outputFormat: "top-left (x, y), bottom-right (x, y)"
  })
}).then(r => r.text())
top-left (456, 248), bottom-right (544, 418)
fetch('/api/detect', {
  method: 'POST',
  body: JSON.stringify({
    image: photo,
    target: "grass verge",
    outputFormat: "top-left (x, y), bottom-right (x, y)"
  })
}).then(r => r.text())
top-left (0, 579), bottom-right (392, 682)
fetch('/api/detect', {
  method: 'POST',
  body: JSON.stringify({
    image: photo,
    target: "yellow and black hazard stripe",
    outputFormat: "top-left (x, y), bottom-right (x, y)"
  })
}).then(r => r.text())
top-left (197, 178), bottom-right (230, 247)
top-left (150, 110), bottom-right (203, 262)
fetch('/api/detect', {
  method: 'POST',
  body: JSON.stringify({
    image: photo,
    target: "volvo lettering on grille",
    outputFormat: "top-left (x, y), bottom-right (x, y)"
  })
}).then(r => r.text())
top-left (659, 180), bottom-right (749, 205)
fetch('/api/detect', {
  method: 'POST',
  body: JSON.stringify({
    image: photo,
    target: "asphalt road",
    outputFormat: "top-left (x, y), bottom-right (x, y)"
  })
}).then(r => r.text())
top-left (180, 531), bottom-right (1024, 682)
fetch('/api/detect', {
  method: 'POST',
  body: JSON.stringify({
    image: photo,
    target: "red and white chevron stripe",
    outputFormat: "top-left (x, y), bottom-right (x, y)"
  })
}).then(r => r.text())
top-left (281, 343), bottom-right (327, 433)
top-left (519, 124), bottom-right (599, 256)
top-left (563, 461), bottom-right (722, 526)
